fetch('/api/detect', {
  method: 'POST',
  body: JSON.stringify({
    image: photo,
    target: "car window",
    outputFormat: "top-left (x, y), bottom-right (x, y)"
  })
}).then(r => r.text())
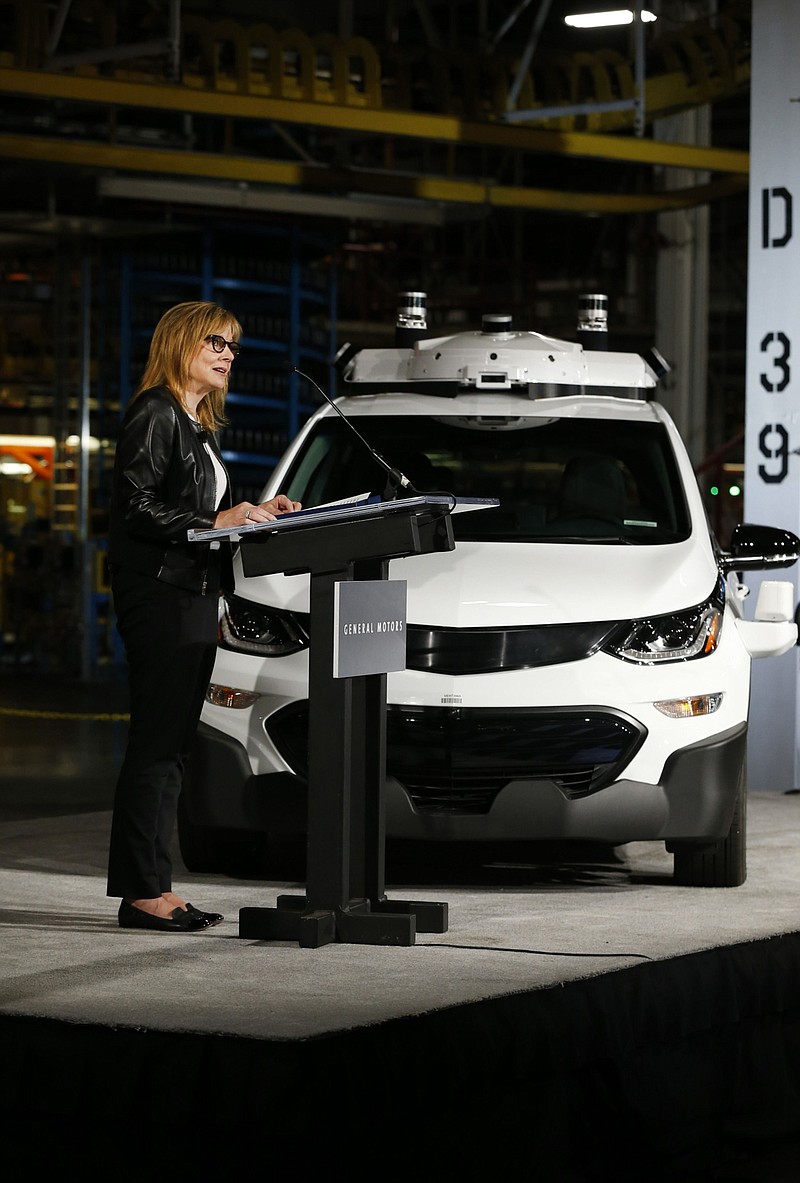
top-left (281, 414), bottom-right (692, 544)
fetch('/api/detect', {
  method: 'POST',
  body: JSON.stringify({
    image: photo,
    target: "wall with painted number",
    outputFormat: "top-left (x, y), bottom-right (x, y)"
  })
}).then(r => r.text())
top-left (744, 1), bottom-right (800, 790)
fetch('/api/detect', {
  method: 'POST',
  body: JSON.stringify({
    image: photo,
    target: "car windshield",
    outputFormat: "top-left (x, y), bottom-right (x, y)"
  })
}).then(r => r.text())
top-left (281, 413), bottom-right (692, 544)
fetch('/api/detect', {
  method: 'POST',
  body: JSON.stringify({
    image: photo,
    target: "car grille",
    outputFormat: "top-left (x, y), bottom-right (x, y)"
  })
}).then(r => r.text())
top-left (405, 621), bottom-right (620, 674)
top-left (266, 704), bottom-right (646, 813)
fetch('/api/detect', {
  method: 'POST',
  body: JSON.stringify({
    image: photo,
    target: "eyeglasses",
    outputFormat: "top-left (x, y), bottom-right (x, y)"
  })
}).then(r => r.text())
top-left (204, 334), bottom-right (241, 357)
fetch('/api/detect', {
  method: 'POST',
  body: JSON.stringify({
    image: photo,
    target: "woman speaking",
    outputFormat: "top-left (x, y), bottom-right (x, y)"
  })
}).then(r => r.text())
top-left (106, 301), bottom-right (299, 932)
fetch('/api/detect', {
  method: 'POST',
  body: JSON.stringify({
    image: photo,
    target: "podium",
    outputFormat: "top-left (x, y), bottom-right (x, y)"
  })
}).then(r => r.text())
top-left (227, 495), bottom-right (480, 948)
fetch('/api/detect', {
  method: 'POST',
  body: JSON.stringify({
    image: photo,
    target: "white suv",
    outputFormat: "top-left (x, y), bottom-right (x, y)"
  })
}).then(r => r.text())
top-left (179, 296), bottom-right (799, 887)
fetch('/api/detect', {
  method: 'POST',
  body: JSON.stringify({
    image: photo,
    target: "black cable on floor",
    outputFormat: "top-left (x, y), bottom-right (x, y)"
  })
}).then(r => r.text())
top-left (416, 941), bottom-right (654, 960)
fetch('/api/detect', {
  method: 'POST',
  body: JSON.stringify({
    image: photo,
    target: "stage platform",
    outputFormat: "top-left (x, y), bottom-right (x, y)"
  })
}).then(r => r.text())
top-left (2, 675), bottom-right (800, 1179)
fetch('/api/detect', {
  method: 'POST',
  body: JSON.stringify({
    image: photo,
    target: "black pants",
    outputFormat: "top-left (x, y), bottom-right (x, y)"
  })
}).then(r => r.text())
top-left (106, 567), bottom-right (219, 900)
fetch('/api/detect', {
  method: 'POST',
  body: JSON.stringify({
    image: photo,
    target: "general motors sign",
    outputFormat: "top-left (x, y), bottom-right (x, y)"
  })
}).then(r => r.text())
top-left (332, 579), bottom-right (407, 678)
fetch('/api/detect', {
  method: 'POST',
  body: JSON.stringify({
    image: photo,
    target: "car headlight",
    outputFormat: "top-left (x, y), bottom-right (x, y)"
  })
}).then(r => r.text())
top-left (218, 594), bottom-right (309, 657)
top-left (604, 579), bottom-right (725, 665)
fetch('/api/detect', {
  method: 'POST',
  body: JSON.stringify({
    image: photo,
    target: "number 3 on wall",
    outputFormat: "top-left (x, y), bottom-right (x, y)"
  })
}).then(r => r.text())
top-left (758, 423), bottom-right (790, 483)
top-left (760, 331), bottom-right (790, 392)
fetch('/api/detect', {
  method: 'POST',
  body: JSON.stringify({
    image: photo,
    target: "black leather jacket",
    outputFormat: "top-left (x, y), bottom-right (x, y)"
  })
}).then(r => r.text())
top-left (109, 386), bottom-right (232, 595)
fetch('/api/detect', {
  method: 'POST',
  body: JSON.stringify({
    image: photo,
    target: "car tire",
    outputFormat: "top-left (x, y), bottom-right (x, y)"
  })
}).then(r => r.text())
top-left (670, 773), bottom-right (747, 888)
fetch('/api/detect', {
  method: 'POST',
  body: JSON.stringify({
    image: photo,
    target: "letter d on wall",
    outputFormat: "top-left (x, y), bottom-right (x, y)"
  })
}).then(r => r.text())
top-left (762, 186), bottom-right (793, 248)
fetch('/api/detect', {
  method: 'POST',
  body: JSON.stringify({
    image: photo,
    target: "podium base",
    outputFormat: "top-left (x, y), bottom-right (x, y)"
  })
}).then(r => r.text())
top-left (239, 896), bottom-right (448, 948)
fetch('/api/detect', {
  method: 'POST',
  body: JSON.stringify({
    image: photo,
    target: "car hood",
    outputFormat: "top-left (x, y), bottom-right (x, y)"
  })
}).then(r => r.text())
top-left (239, 533), bottom-right (720, 628)
top-left (390, 536), bottom-right (719, 627)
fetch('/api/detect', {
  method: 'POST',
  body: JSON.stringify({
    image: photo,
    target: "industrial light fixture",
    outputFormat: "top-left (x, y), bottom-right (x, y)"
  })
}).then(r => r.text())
top-left (0, 434), bottom-right (56, 448)
top-left (565, 9), bottom-right (657, 27)
top-left (65, 434), bottom-right (101, 451)
top-left (0, 459), bottom-right (34, 476)
top-left (98, 176), bottom-right (449, 227)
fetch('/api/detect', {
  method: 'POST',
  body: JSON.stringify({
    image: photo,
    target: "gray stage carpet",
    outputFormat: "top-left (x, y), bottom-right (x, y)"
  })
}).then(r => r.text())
top-left (1, 796), bottom-right (800, 1040)
top-left (2, 673), bottom-right (800, 1180)
top-left (3, 798), bottom-right (800, 1181)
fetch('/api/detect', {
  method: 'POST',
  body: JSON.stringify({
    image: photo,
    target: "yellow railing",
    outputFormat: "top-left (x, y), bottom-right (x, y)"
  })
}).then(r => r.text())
top-left (180, 19), bottom-right (382, 109)
top-left (6, 2), bottom-right (751, 132)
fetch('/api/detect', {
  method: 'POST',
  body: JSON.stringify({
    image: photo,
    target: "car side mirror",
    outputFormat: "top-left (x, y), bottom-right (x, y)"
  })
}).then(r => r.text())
top-left (718, 523), bottom-right (800, 573)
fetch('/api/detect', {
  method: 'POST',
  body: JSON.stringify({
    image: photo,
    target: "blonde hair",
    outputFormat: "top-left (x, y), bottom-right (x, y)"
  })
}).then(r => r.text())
top-left (134, 301), bottom-right (243, 430)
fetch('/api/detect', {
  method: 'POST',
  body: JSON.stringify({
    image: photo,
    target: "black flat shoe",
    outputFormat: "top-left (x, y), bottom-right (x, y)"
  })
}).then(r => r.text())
top-left (186, 902), bottom-right (224, 926)
top-left (118, 900), bottom-right (208, 932)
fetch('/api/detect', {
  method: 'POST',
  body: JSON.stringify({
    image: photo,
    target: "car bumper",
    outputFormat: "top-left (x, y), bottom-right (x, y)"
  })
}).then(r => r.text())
top-left (187, 718), bottom-right (746, 845)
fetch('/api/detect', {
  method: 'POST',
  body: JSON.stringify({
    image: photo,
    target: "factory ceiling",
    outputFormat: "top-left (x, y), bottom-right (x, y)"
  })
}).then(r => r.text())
top-left (0, 0), bottom-right (751, 238)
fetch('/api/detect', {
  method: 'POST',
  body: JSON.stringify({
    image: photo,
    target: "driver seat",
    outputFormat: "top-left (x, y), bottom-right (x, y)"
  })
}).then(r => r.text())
top-left (556, 454), bottom-right (627, 523)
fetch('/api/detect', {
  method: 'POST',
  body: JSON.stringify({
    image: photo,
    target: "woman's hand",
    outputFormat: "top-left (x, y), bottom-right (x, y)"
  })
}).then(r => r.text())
top-left (213, 494), bottom-right (301, 530)
top-left (261, 494), bottom-right (302, 515)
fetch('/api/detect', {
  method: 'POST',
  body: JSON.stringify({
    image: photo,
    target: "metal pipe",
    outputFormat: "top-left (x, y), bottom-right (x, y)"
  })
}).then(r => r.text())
top-left (167, 0), bottom-right (181, 83)
top-left (46, 0), bottom-right (74, 59)
top-left (413, 0), bottom-right (442, 49)
top-left (491, 0), bottom-right (536, 48)
top-left (506, 0), bottom-right (554, 112)
top-left (633, 1), bottom-right (646, 137)
top-left (79, 249), bottom-right (92, 680)
top-left (48, 39), bottom-right (179, 71)
top-left (504, 96), bottom-right (640, 123)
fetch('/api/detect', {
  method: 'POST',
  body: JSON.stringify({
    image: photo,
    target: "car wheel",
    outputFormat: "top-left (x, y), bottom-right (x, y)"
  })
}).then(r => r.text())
top-left (670, 774), bottom-right (747, 888)
top-left (176, 793), bottom-right (270, 878)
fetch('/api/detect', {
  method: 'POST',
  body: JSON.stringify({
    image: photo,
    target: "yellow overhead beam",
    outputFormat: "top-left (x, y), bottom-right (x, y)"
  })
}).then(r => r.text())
top-left (0, 67), bottom-right (749, 176)
top-left (0, 133), bottom-right (747, 215)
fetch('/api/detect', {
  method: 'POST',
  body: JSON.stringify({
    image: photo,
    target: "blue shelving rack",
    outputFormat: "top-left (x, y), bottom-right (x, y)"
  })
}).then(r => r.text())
top-left (118, 223), bottom-right (337, 503)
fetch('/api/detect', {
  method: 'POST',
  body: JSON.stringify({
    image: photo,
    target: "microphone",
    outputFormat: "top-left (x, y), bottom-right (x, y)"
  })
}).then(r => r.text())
top-left (292, 366), bottom-right (418, 500)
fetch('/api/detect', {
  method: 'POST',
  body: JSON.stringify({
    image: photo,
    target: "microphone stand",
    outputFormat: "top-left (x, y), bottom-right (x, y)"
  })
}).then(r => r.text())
top-left (293, 367), bottom-right (418, 501)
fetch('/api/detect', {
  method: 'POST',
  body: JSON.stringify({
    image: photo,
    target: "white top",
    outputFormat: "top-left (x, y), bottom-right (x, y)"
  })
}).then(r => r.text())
top-left (188, 413), bottom-right (228, 509)
top-left (206, 443), bottom-right (227, 510)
